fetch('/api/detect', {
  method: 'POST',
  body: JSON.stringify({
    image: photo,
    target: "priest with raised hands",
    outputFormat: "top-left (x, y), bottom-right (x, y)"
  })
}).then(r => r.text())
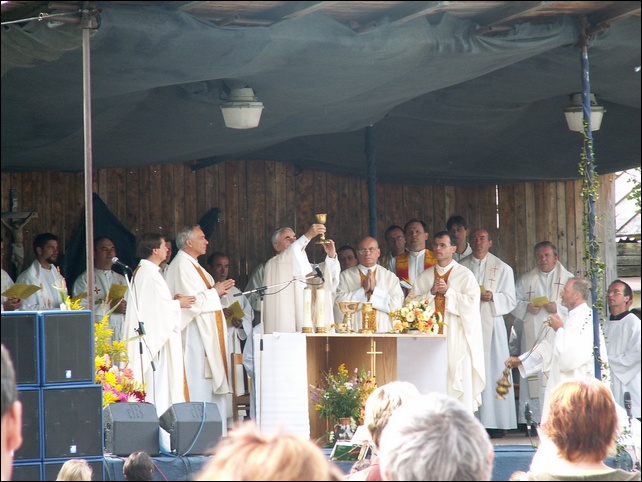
top-left (407, 230), bottom-right (485, 413)
top-left (165, 225), bottom-right (235, 433)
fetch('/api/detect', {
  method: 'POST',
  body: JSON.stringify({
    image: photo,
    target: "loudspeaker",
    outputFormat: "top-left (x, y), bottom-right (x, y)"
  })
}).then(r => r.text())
top-left (104, 402), bottom-right (160, 456)
top-left (42, 385), bottom-right (103, 458)
top-left (159, 402), bottom-right (223, 455)
top-left (40, 310), bottom-right (94, 384)
top-left (15, 388), bottom-right (41, 461)
top-left (1, 312), bottom-right (39, 385)
top-left (43, 457), bottom-right (105, 481)
top-left (11, 462), bottom-right (42, 481)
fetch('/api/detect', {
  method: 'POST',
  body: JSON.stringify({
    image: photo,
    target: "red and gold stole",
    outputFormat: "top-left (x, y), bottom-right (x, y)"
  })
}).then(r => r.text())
top-left (395, 250), bottom-right (437, 283)
top-left (433, 267), bottom-right (454, 335)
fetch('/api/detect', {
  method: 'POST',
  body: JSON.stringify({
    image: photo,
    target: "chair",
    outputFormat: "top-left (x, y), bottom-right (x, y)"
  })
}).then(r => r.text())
top-left (231, 352), bottom-right (251, 423)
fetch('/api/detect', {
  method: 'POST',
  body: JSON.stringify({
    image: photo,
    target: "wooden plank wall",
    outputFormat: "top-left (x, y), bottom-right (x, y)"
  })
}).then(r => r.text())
top-left (1, 162), bottom-right (616, 293)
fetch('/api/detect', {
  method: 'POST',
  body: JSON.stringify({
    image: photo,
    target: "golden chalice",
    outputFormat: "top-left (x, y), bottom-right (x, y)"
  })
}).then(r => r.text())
top-left (315, 213), bottom-right (329, 244)
top-left (495, 368), bottom-right (512, 400)
top-left (335, 301), bottom-right (360, 333)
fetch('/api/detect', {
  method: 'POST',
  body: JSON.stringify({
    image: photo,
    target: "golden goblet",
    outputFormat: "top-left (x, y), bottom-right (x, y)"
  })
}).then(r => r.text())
top-left (335, 301), bottom-right (360, 333)
top-left (495, 368), bottom-right (512, 399)
top-left (315, 213), bottom-right (329, 244)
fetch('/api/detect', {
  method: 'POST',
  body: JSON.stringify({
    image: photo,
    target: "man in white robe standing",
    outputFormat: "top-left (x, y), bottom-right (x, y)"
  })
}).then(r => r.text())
top-left (460, 228), bottom-right (517, 433)
top-left (73, 237), bottom-right (128, 340)
top-left (604, 279), bottom-right (640, 420)
top-left (336, 236), bottom-right (404, 332)
top-left (165, 225), bottom-right (235, 433)
top-left (408, 231), bottom-right (485, 413)
top-left (262, 223), bottom-right (327, 334)
top-left (387, 219), bottom-right (436, 295)
top-left (509, 241), bottom-right (574, 425)
top-left (122, 233), bottom-right (195, 453)
top-left (506, 277), bottom-right (609, 423)
top-left (207, 252), bottom-right (255, 420)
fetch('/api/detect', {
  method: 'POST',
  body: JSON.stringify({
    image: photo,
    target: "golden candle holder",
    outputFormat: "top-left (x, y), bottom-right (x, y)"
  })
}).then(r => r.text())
top-left (315, 213), bottom-right (330, 244)
top-left (495, 368), bottom-right (511, 399)
top-left (301, 327), bottom-right (313, 334)
top-left (315, 325), bottom-right (327, 333)
top-left (360, 302), bottom-right (376, 334)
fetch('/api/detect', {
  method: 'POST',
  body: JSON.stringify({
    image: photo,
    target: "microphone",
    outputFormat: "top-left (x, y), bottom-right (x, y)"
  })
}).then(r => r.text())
top-left (315, 266), bottom-right (324, 283)
top-left (624, 391), bottom-right (632, 419)
top-left (111, 257), bottom-right (132, 271)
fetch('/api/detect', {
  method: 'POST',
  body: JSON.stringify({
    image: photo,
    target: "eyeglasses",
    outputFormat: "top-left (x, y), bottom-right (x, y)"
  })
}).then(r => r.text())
top-left (607, 290), bottom-right (625, 296)
top-left (357, 248), bottom-right (378, 254)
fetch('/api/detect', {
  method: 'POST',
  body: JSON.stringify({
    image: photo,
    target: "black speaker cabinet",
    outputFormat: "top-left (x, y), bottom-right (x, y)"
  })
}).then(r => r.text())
top-left (40, 310), bottom-right (94, 384)
top-left (15, 388), bottom-right (41, 461)
top-left (43, 457), bottom-right (105, 481)
top-left (1, 312), bottom-right (39, 385)
top-left (104, 402), bottom-right (160, 456)
top-left (159, 402), bottom-right (223, 455)
top-left (11, 462), bottom-right (42, 481)
top-left (42, 385), bottom-right (103, 458)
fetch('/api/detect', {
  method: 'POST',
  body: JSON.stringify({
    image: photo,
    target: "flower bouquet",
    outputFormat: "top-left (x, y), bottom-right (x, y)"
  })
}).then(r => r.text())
top-left (310, 364), bottom-right (376, 445)
top-left (389, 298), bottom-right (444, 334)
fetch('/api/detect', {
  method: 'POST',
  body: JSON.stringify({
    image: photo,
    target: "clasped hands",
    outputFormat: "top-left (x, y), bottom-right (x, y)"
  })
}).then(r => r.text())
top-left (431, 278), bottom-right (448, 296)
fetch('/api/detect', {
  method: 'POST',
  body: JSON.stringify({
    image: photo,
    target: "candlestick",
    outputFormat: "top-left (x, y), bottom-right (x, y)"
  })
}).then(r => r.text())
top-left (315, 288), bottom-right (326, 333)
top-left (302, 287), bottom-right (313, 333)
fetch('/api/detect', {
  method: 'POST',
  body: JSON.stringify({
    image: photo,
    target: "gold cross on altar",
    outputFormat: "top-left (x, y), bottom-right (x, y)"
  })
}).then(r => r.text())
top-left (366, 340), bottom-right (383, 379)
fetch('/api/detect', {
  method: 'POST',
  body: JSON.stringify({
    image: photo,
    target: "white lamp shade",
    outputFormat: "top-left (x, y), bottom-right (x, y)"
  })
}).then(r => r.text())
top-left (563, 93), bottom-right (605, 132)
top-left (220, 87), bottom-right (264, 129)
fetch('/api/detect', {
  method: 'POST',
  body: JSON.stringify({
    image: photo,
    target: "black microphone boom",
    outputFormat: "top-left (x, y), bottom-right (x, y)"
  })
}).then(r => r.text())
top-left (112, 256), bottom-right (133, 271)
top-left (624, 391), bottom-right (632, 419)
top-left (315, 266), bottom-right (325, 282)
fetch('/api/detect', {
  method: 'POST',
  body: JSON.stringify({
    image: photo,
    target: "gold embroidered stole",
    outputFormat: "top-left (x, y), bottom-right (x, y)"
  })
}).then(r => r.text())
top-left (434, 267), bottom-right (454, 334)
top-left (192, 263), bottom-right (229, 381)
top-left (395, 250), bottom-right (438, 283)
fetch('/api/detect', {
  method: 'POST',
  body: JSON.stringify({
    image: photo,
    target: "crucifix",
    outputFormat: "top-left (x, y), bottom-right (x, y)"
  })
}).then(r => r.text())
top-left (488, 265), bottom-right (498, 289)
top-left (553, 277), bottom-right (565, 298)
top-left (526, 286), bottom-right (535, 300)
top-left (366, 339), bottom-right (383, 379)
top-left (1, 189), bottom-right (38, 275)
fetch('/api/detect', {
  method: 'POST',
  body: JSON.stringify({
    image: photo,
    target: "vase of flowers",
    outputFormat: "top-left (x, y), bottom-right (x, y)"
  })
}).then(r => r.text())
top-left (389, 298), bottom-right (445, 334)
top-left (309, 363), bottom-right (376, 445)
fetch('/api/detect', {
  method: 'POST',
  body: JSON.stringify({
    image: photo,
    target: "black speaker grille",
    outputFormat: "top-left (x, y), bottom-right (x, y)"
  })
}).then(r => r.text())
top-left (159, 402), bottom-right (222, 455)
top-left (43, 458), bottom-right (104, 481)
top-left (11, 463), bottom-right (42, 481)
top-left (43, 385), bottom-right (103, 458)
top-left (42, 311), bottom-right (94, 384)
top-left (15, 388), bottom-right (41, 460)
top-left (1, 312), bottom-right (39, 385)
top-left (103, 402), bottom-right (160, 456)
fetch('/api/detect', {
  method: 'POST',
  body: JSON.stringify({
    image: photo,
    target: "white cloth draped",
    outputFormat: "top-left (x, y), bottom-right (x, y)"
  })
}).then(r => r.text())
top-left (335, 265), bottom-right (404, 332)
top-left (408, 261), bottom-right (486, 413)
top-left (16, 260), bottom-right (66, 310)
top-left (460, 252), bottom-right (517, 429)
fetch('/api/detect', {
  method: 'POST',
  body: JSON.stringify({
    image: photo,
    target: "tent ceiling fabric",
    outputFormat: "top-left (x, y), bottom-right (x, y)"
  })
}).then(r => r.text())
top-left (1, 1), bottom-right (640, 186)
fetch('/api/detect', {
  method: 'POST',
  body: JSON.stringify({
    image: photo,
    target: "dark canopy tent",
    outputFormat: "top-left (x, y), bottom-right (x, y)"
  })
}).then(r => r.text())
top-left (1, 2), bottom-right (640, 184)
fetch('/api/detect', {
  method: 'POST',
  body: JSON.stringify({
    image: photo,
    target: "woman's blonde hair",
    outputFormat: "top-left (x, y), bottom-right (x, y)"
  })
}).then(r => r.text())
top-left (195, 422), bottom-right (344, 481)
top-left (56, 459), bottom-right (93, 481)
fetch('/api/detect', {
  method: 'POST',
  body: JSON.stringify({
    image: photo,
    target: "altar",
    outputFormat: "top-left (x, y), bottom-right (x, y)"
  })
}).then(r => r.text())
top-left (254, 332), bottom-right (447, 441)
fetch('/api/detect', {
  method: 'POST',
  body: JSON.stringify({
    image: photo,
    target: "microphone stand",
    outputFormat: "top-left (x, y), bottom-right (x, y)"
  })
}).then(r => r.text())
top-left (235, 271), bottom-right (321, 431)
top-left (524, 402), bottom-right (538, 449)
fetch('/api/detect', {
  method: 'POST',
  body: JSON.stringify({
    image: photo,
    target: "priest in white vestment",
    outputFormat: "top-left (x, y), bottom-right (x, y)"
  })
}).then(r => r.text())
top-left (336, 237), bottom-right (404, 333)
top-left (408, 231), bottom-right (485, 413)
top-left (506, 278), bottom-right (609, 423)
top-left (165, 225), bottom-right (235, 433)
top-left (73, 237), bottom-right (128, 341)
top-left (460, 228), bottom-right (517, 430)
top-left (604, 279), bottom-right (641, 419)
top-left (508, 241), bottom-right (574, 424)
top-left (122, 233), bottom-right (195, 453)
top-left (262, 223), bottom-right (327, 334)
top-left (207, 252), bottom-right (256, 420)
top-left (387, 220), bottom-right (436, 294)
top-left (16, 233), bottom-right (66, 310)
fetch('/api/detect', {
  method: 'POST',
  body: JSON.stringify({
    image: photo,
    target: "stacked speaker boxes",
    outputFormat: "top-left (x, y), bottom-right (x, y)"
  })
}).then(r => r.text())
top-left (1, 310), bottom-right (104, 481)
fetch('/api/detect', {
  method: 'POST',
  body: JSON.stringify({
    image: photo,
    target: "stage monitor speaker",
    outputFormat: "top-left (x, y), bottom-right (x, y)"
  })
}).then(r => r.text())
top-left (159, 402), bottom-right (222, 455)
top-left (44, 457), bottom-right (105, 481)
top-left (1, 312), bottom-right (39, 385)
top-left (15, 388), bottom-right (41, 461)
top-left (11, 462), bottom-right (42, 481)
top-left (41, 310), bottom-right (94, 384)
top-left (104, 402), bottom-right (160, 456)
top-left (42, 385), bottom-right (103, 458)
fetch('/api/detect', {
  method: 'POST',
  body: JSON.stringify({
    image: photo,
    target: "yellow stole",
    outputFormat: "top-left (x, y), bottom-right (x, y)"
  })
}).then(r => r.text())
top-left (395, 250), bottom-right (437, 283)
top-left (433, 267), bottom-right (454, 335)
